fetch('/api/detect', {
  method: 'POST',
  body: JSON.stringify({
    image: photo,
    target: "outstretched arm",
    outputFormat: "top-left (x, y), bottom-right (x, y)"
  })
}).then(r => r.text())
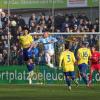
top-left (28, 42), bottom-right (35, 51)
top-left (50, 37), bottom-right (58, 43)
top-left (28, 38), bottom-right (42, 51)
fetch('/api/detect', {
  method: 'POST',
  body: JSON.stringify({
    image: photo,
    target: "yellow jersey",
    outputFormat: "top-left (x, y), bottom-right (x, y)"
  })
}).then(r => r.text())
top-left (19, 34), bottom-right (33, 48)
top-left (59, 50), bottom-right (76, 72)
top-left (77, 48), bottom-right (91, 65)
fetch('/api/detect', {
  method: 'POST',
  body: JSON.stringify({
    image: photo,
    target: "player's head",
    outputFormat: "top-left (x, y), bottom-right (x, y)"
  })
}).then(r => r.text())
top-left (65, 41), bottom-right (70, 50)
top-left (43, 32), bottom-right (49, 38)
top-left (91, 45), bottom-right (96, 52)
top-left (23, 27), bottom-right (29, 35)
top-left (81, 42), bottom-right (87, 48)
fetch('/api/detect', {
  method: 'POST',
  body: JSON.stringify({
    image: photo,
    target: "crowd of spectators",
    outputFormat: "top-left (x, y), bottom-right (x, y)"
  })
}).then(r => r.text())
top-left (0, 10), bottom-right (99, 65)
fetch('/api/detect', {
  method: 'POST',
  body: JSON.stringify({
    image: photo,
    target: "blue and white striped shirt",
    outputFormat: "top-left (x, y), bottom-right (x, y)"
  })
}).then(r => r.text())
top-left (35, 36), bottom-right (57, 51)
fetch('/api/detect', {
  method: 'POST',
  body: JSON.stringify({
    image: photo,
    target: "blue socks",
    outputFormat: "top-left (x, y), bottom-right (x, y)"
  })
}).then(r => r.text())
top-left (65, 77), bottom-right (71, 86)
top-left (81, 73), bottom-right (88, 85)
top-left (27, 63), bottom-right (35, 72)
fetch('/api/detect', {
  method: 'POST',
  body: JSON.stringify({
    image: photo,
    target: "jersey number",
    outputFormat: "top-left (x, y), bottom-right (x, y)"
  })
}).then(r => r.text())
top-left (67, 55), bottom-right (70, 62)
top-left (83, 51), bottom-right (88, 58)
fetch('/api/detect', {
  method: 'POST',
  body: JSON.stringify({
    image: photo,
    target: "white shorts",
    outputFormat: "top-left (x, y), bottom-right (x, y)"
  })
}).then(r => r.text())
top-left (45, 50), bottom-right (54, 56)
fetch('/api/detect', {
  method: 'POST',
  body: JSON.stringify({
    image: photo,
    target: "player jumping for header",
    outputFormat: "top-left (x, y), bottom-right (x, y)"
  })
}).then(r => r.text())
top-left (30, 32), bottom-right (57, 68)
top-left (19, 27), bottom-right (35, 85)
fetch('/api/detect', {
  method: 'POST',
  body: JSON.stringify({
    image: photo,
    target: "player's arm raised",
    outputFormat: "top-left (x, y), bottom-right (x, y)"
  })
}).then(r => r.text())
top-left (28, 37), bottom-right (42, 51)
top-left (47, 37), bottom-right (58, 44)
top-left (51, 37), bottom-right (58, 43)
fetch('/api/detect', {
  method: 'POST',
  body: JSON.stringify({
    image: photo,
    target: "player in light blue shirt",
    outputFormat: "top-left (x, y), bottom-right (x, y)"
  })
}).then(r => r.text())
top-left (35, 32), bottom-right (57, 68)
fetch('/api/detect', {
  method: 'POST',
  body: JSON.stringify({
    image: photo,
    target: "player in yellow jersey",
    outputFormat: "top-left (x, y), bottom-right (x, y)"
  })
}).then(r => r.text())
top-left (59, 42), bottom-right (78, 90)
top-left (19, 27), bottom-right (34, 85)
top-left (77, 42), bottom-right (91, 86)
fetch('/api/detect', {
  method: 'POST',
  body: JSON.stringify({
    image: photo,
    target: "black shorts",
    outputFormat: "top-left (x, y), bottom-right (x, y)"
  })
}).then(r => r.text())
top-left (23, 48), bottom-right (33, 61)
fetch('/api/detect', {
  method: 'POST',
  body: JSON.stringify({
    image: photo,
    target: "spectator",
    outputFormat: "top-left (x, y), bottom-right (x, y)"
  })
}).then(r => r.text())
top-left (46, 16), bottom-right (52, 31)
top-left (29, 13), bottom-right (37, 28)
top-left (10, 45), bottom-right (18, 65)
top-left (17, 49), bottom-right (24, 65)
top-left (2, 49), bottom-right (7, 65)
top-left (30, 22), bottom-right (36, 33)
top-left (17, 15), bottom-right (26, 28)
top-left (1, 12), bottom-right (8, 29)
top-left (0, 11), bottom-right (99, 66)
top-left (94, 18), bottom-right (99, 32)
top-left (0, 53), bottom-right (3, 65)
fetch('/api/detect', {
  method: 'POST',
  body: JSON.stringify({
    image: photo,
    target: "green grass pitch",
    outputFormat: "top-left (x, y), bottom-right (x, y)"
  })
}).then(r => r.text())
top-left (0, 84), bottom-right (100, 100)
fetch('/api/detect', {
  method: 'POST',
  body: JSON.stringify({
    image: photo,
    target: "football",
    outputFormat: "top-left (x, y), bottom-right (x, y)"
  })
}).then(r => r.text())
top-left (11, 20), bottom-right (17, 27)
